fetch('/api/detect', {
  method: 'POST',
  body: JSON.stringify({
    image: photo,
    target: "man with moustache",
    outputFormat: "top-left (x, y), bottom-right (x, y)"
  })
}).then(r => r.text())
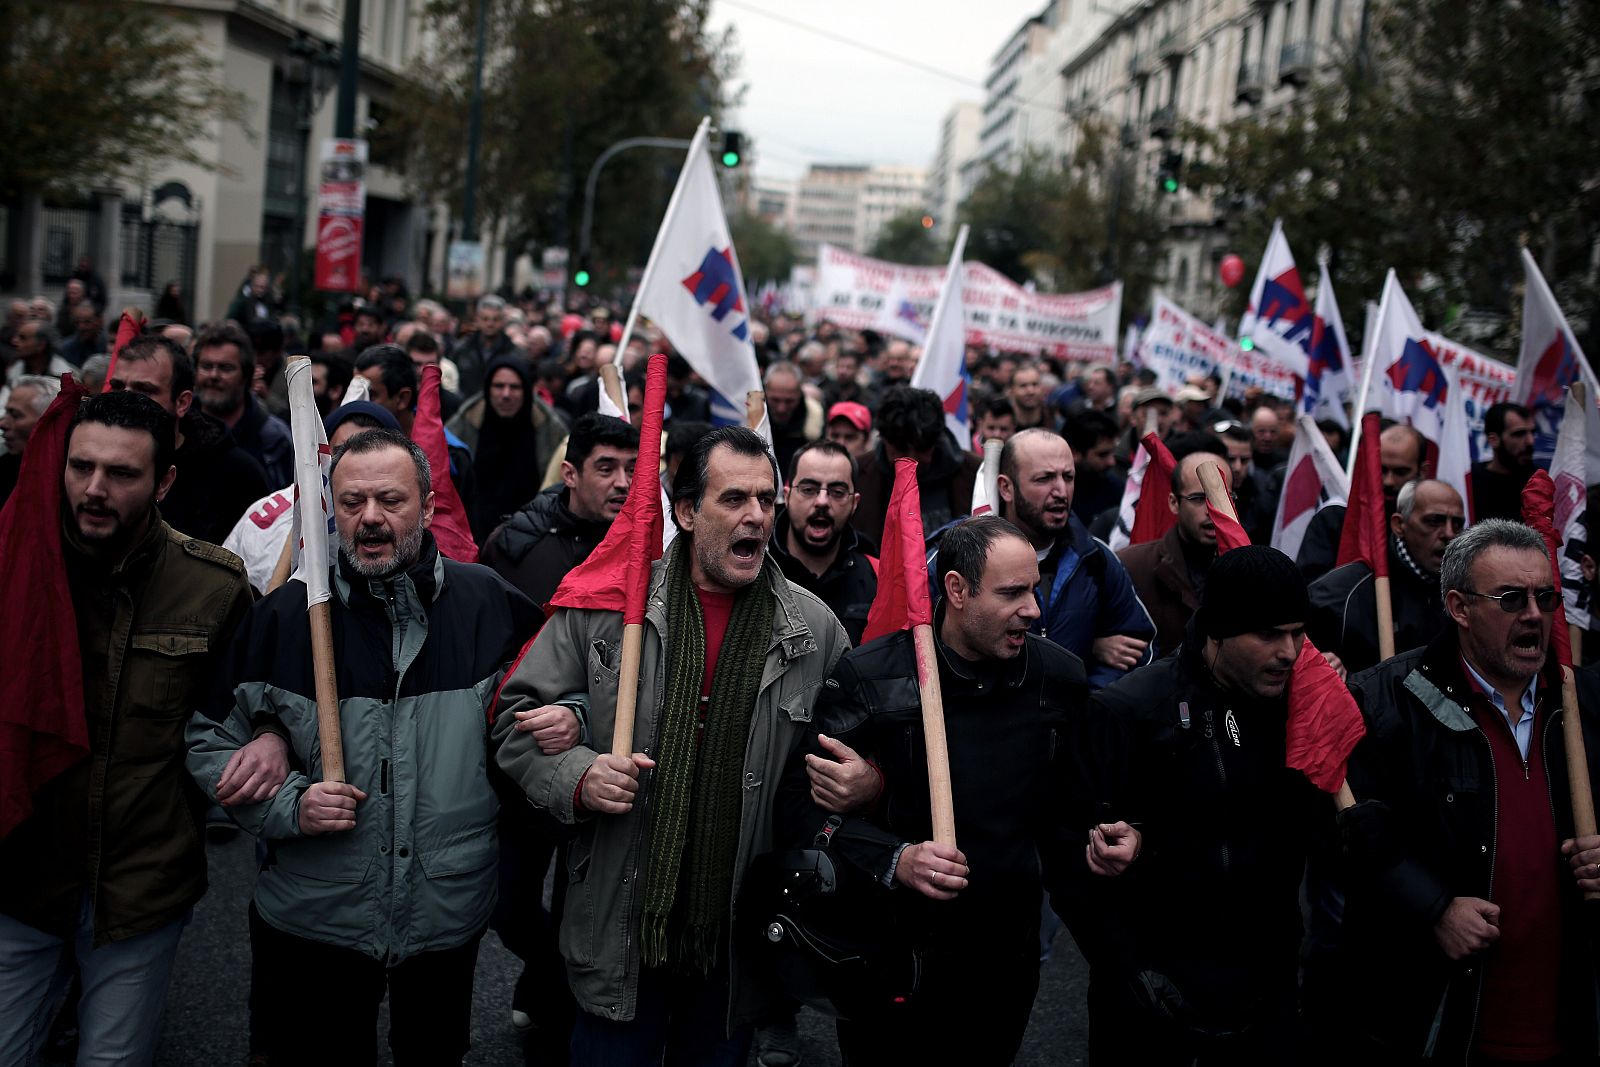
top-left (1308, 479), bottom-right (1465, 673)
top-left (768, 440), bottom-right (878, 645)
top-left (493, 427), bottom-right (848, 1065)
top-left (779, 516), bottom-right (1089, 1065)
top-left (0, 391), bottom-right (255, 1066)
top-left (1338, 520), bottom-right (1600, 1062)
top-left (186, 429), bottom-right (540, 1063)
top-left (1074, 546), bottom-right (1321, 1063)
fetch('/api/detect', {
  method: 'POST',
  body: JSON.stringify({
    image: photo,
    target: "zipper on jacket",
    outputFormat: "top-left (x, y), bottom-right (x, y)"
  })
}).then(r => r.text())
top-left (380, 759), bottom-right (389, 795)
top-left (1203, 708), bottom-right (1230, 876)
top-left (1462, 728), bottom-right (1499, 1064)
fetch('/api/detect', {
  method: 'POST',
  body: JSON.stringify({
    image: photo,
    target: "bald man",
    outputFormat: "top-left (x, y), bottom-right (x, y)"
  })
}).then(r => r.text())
top-left (1307, 478), bottom-right (1465, 672)
top-left (1117, 450), bottom-right (1234, 656)
top-left (1294, 423), bottom-right (1427, 581)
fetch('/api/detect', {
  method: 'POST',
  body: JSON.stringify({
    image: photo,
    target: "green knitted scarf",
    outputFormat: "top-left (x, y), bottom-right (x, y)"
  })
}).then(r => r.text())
top-left (639, 538), bottom-right (773, 975)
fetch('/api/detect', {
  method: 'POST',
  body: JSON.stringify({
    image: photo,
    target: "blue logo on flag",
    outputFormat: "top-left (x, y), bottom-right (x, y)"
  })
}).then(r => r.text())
top-left (1387, 338), bottom-right (1448, 409)
top-left (681, 248), bottom-right (750, 342)
top-left (1257, 273), bottom-right (1314, 352)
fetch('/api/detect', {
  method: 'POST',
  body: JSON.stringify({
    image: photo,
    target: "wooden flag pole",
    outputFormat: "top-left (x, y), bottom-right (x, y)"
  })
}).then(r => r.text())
top-left (309, 601), bottom-right (345, 783)
top-left (1374, 576), bottom-right (1396, 661)
top-left (266, 529), bottom-right (296, 593)
top-left (746, 390), bottom-right (766, 431)
top-left (1199, 463), bottom-right (1357, 812)
top-left (609, 623), bottom-right (646, 757)
top-left (599, 363), bottom-right (626, 415)
top-left (1562, 663), bottom-right (1600, 900)
top-left (912, 623), bottom-right (957, 846)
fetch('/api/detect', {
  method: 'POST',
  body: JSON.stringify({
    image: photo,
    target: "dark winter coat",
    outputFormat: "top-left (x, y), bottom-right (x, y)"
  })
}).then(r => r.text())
top-left (479, 486), bottom-right (611, 611)
top-left (767, 513), bottom-right (878, 646)
top-left (162, 410), bottom-right (272, 546)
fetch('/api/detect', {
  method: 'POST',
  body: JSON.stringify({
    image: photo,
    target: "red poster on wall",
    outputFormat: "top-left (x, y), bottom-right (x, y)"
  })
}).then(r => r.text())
top-left (313, 138), bottom-right (366, 293)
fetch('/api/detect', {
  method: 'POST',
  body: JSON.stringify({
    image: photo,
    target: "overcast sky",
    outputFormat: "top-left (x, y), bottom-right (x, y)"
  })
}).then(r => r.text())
top-left (708, 0), bottom-right (1045, 182)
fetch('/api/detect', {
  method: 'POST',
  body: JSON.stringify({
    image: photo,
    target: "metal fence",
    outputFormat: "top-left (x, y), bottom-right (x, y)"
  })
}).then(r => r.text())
top-left (121, 206), bottom-right (197, 302)
top-left (40, 204), bottom-right (99, 285)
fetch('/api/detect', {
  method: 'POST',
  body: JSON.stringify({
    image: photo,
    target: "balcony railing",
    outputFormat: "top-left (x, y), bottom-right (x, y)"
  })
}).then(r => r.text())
top-left (1279, 41), bottom-right (1312, 85)
top-left (1235, 62), bottom-right (1264, 104)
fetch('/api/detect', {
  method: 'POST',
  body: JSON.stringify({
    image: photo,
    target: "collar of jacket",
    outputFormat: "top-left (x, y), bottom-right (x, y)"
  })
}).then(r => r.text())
top-left (61, 505), bottom-right (169, 580)
top-left (1406, 628), bottom-right (1561, 734)
top-left (1176, 613), bottom-right (1291, 718)
top-left (332, 531), bottom-right (446, 607)
top-left (641, 541), bottom-right (817, 662)
top-left (1041, 512), bottom-right (1098, 571)
top-left (929, 598), bottom-right (1030, 689)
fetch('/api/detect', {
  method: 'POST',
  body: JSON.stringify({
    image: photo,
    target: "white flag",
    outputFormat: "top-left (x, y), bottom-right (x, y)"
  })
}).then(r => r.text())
top-left (287, 359), bottom-right (334, 605)
top-left (872, 274), bottom-right (927, 343)
top-left (1516, 248), bottom-right (1600, 479)
top-left (1305, 268), bottom-right (1355, 429)
top-left (1552, 387), bottom-right (1591, 629)
top-left (623, 118), bottom-right (761, 427)
top-left (1238, 219), bottom-right (1312, 379)
top-left (1270, 414), bottom-right (1350, 563)
top-left (971, 438), bottom-right (1001, 516)
top-left (910, 225), bottom-right (972, 445)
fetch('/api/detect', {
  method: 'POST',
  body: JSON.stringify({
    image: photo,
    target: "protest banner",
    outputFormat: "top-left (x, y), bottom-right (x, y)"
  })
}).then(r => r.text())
top-left (1139, 293), bottom-right (1298, 401)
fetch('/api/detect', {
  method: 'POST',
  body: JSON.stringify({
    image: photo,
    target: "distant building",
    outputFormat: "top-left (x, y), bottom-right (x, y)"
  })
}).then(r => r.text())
top-left (791, 163), bottom-right (928, 261)
top-left (2, 0), bottom-right (476, 322)
top-left (928, 102), bottom-right (981, 239)
top-left (749, 176), bottom-right (797, 231)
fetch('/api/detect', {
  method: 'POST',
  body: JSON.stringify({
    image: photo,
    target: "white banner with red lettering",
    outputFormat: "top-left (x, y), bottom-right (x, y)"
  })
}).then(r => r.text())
top-left (1139, 294), bottom-right (1298, 401)
top-left (811, 245), bottom-right (1122, 362)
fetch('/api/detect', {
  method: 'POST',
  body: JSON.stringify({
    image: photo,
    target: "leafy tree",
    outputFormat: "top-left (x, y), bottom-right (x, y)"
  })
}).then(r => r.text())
top-left (960, 125), bottom-right (1167, 319)
top-left (1185, 0), bottom-right (1600, 354)
top-left (0, 0), bottom-right (246, 199)
top-left (379, 0), bottom-right (740, 292)
top-left (869, 210), bottom-right (941, 265)
top-left (729, 210), bottom-right (795, 285)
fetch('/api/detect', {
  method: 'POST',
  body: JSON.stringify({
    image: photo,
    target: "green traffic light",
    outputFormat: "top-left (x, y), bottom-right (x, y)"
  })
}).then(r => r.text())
top-left (1163, 177), bottom-right (1179, 193)
top-left (1239, 336), bottom-right (1255, 351)
top-left (721, 151), bottom-right (741, 168)
top-left (574, 270), bottom-right (591, 287)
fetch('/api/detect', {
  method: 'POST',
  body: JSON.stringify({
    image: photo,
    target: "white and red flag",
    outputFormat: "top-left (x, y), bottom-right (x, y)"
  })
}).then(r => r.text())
top-left (1516, 248), bottom-right (1600, 476)
top-left (910, 224), bottom-right (972, 446)
top-left (286, 358), bottom-right (334, 605)
top-left (1550, 387), bottom-right (1592, 629)
top-left (1270, 414), bottom-right (1350, 563)
top-left (1304, 267), bottom-right (1355, 429)
top-left (1238, 219), bottom-right (1312, 380)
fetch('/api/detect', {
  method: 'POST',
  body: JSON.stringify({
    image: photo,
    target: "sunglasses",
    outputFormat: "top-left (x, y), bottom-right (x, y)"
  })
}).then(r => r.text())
top-left (1462, 587), bottom-right (1559, 614)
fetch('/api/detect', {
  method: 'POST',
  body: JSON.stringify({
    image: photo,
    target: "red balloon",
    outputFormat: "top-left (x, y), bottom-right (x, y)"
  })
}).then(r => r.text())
top-left (1219, 254), bottom-right (1246, 289)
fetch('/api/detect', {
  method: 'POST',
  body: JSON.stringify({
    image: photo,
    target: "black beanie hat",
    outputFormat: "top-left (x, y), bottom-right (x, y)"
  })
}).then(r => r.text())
top-left (1195, 545), bottom-right (1308, 639)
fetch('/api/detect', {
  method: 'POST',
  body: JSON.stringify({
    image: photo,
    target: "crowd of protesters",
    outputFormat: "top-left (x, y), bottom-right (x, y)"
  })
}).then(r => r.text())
top-left (3, 260), bottom-right (1600, 1067)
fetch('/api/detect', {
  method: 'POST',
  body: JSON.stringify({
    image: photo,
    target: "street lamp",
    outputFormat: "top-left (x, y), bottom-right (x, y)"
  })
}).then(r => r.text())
top-left (286, 31), bottom-right (340, 316)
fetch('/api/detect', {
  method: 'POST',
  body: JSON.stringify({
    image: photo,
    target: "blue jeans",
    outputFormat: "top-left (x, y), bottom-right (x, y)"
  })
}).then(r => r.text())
top-left (0, 897), bottom-right (187, 1067)
top-left (570, 964), bottom-right (752, 1067)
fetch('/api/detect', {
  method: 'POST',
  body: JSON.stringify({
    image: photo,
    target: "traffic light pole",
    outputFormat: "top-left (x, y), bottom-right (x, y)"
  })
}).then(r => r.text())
top-left (576, 136), bottom-right (692, 283)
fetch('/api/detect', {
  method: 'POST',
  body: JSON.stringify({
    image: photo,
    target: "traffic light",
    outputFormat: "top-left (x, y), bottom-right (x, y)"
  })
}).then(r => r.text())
top-left (574, 265), bottom-right (591, 287)
top-left (1158, 150), bottom-right (1183, 194)
top-left (1239, 335), bottom-right (1256, 351)
top-left (720, 130), bottom-right (743, 168)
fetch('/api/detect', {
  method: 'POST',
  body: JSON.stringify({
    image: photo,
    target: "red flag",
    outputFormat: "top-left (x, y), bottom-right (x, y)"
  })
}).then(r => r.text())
top-left (102, 308), bottom-right (146, 393)
top-left (861, 458), bottom-right (932, 644)
top-left (1129, 433), bottom-right (1178, 545)
top-left (1208, 462), bottom-right (1365, 794)
top-left (1336, 413), bottom-right (1388, 574)
top-left (0, 375), bottom-right (91, 837)
top-left (411, 364), bottom-right (478, 563)
top-left (547, 353), bottom-right (668, 622)
top-left (1521, 469), bottom-right (1573, 669)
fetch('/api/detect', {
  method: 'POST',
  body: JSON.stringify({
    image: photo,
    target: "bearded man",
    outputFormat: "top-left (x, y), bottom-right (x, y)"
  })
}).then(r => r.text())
top-left (768, 440), bottom-right (878, 645)
top-left (186, 429), bottom-right (540, 1063)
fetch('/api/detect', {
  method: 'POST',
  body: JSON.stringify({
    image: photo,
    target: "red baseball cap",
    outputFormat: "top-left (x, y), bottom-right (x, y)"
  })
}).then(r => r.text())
top-left (828, 401), bottom-right (871, 433)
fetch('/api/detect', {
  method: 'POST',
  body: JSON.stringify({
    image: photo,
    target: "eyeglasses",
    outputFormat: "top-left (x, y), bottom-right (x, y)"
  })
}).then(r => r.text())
top-left (791, 481), bottom-right (852, 502)
top-left (1178, 491), bottom-right (1237, 507)
top-left (1462, 587), bottom-right (1559, 614)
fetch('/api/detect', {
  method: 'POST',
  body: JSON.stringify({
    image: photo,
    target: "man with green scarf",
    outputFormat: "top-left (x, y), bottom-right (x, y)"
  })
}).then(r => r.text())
top-left (493, 426), bottom-right (849, 1066)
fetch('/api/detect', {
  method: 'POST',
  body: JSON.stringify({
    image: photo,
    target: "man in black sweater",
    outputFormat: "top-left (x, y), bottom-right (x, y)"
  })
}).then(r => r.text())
top-left (779, 516), bottom-right (1089, 1065)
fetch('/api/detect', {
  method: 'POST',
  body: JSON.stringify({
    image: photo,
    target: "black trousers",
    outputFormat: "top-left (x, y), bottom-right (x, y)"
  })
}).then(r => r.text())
top-left (1086, 976), bottom-right (1301, 1067)
top-left (837, 940), bottom-right (1040, 1067)
top-left (249, 904), bottom-right (483, 1067)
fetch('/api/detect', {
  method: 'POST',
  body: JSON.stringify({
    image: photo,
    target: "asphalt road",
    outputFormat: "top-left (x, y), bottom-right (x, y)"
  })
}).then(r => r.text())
top-left (147, 832), bottom-right (1090, 1066)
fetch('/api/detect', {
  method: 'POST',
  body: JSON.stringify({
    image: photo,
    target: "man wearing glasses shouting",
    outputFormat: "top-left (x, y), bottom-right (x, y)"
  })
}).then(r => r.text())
top-left (1335, 519), bottom-right (1600, 1062)
top-left (769, 440), bottom-right (878, 646)
top-left (1308, 479), bottom-right (1466, 674)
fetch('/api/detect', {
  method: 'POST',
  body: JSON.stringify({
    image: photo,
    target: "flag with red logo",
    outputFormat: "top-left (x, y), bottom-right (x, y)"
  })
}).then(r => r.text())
top-left (1353, 271), bottom-right (1473, 515)
top-left (1270, 414), bottom-right (1349, 563)
top-left (1205, 460), bottom-right (1365, 794)
top-left (1336, 413), bottom-right (1389, 574)
top-left (1239, 220), bottom-right (1312, 380)
top-left (1517, 248), bottom-right (1600, 477)
top-left (1304, 267), bottom-right (1355, 429)
top-left (412, 364), bottom-right (477, 563)
top-left (622, 119), bottom-right (761, 427)
top-left (911, 225), bottom-right (972, 445)
top-left (548, 354), bottom-right (668, 620)
top-left (862, 458), bottom-right (932, 644)
top-left (0, 375), bottom-right (90, 837)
